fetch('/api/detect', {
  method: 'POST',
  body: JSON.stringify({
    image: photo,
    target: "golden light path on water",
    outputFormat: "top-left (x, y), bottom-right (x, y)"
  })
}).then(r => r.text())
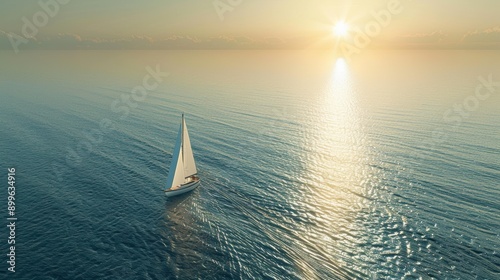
top-left (293, 57), bottom-right (381, 278)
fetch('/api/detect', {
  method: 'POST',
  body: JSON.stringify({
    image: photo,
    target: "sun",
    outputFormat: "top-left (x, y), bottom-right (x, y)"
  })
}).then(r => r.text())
top-left (333, 21), bottom-right (349, 37)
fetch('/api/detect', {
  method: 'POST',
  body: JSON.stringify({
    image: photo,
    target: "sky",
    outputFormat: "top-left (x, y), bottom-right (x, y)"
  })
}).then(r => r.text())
top-left (0, 0), bottom-right (499, 49)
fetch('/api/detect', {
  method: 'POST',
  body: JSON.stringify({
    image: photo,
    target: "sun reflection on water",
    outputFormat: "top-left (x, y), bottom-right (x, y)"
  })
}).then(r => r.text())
top-left (312, 57), bottom-right (368, 195)
top-left (293, 56), bottom-right (381, 278)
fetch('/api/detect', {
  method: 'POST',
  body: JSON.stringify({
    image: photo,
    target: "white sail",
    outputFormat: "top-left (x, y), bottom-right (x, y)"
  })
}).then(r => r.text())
top-left (165, 124), bottom-right (185, 190)
top-left (182, 115), bottom-right (198, 177)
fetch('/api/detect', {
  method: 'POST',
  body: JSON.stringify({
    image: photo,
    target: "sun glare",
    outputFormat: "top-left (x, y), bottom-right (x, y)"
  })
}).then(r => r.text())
top-left (333, 21), bottom-right (349, 37)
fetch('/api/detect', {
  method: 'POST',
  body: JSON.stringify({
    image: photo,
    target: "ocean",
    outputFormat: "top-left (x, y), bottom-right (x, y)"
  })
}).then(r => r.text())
top-left (0, 50), bottom-right (499, 279)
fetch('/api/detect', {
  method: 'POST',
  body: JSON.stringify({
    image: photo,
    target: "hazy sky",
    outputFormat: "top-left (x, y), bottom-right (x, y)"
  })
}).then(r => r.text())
top-left (0, 0), bottom-right (499, 49)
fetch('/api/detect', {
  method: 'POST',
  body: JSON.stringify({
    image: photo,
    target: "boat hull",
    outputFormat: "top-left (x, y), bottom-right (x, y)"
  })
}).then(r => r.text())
top-left (164, 180), bottom-right (200, 197)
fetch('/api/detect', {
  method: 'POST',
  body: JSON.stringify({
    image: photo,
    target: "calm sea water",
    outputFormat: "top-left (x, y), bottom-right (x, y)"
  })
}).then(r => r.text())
top-left (0, 50), bottom-right (499, 279)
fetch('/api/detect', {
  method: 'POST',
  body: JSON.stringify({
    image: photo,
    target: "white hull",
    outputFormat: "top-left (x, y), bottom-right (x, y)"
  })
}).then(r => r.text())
top-left (164, 180), bottom-right (200, 197)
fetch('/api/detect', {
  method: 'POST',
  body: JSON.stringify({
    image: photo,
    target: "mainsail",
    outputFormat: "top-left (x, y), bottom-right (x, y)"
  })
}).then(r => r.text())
top-left (166, 114), bottom-right (197, 190)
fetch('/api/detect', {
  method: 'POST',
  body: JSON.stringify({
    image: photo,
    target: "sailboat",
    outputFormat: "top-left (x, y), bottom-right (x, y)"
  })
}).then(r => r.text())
top-left (164, 114), bottom-right (200, 197)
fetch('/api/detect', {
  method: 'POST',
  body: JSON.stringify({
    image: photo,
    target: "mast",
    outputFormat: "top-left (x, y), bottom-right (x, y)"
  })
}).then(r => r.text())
top-left (181, 113), bottom-right (184, 165)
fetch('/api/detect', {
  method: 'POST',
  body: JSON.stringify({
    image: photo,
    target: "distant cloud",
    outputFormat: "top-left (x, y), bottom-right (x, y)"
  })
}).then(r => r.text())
top-left (463, 27), bottom-right (500, 43)
top-left (395, 31), bottom-right (446, 45)
top-left (365, 31), bottom-right (449, 49)
top-left (0, 31), bottom-right (293, 50)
